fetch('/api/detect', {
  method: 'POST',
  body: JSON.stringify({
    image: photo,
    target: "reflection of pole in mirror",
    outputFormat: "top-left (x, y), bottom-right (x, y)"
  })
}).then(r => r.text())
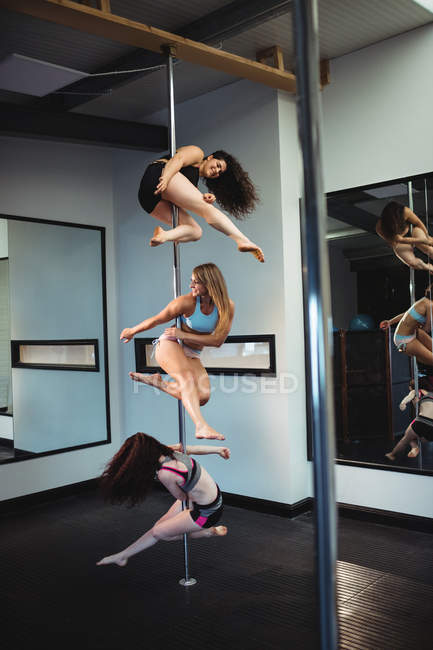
top-left (326, 174), bottom-right (433, 472)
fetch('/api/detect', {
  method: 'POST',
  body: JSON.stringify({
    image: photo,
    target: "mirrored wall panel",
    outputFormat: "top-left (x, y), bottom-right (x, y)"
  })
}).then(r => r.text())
top-left (322, 172), bottom-right (433, 474)
top-left (0, 215), bottom-right (110, 464)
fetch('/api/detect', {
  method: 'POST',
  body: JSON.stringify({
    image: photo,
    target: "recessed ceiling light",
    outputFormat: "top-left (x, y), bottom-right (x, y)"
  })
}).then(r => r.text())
top-left (0, 53), bottom-right (88, 97)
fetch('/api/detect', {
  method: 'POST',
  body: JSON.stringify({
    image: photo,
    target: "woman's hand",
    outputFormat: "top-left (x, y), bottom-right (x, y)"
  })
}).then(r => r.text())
top-left (219, 447), bottom-right (230, 460)
top-left (120, 327), bottom-right (136, 343)
top-left (203, 193), bottom-right (216, 204)
top-left (379, 320), bottom-right (390, 330)
top-left (164, 326), bottom-right (184, 339)
top-left (155, 175), bottom-right (169, 195)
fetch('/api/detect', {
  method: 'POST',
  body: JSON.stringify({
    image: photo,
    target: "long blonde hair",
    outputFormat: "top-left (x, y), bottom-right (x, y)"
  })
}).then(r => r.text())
top-left (192, 263), bottom-right (231, 337)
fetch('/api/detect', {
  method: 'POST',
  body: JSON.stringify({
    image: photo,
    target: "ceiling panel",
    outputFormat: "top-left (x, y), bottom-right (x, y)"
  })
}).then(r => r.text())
top-left (0, 0), bottom-right (431, 122)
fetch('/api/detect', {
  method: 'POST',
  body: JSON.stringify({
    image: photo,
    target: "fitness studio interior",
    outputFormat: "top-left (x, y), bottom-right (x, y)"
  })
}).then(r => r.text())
top-left (0, 1), bottom-right (432, 649)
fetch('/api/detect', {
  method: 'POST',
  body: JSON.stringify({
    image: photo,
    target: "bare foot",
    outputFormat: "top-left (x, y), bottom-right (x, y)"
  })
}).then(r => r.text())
top-left (385, 452), bottom-right (396, 461)
top-left (129, 371), bottom-right (164, 389)
top-left (408, 447), bottom-right (420, 458)
top-left (212, 525), bottom-right (228, 537)
top-left (238, 241), bottom-right (265, 262)
top-left (150, 226), bottom-right (166, 247)
top-left (96, 554), bottom-right (128, 567)
top-left (195, 424), bottom-right (225, 440)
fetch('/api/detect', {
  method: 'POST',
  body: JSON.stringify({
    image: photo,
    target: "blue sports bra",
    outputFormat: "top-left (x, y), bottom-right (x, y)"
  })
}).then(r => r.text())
top-left (181, 296), bottom-right (219, 333)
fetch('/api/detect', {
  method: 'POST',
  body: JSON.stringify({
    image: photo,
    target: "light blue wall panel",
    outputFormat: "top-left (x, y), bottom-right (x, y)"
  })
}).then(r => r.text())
top-left (8, 219), bottom-right (107, 453)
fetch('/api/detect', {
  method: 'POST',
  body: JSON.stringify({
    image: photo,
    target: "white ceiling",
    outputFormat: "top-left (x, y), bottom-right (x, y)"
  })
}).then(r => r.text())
top-left (0, 0), bottom-right (431, 121)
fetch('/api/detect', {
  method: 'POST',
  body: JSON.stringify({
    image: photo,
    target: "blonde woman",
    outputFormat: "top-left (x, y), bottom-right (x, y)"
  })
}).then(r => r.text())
top-left (120, 263), bottom-right (234, 441)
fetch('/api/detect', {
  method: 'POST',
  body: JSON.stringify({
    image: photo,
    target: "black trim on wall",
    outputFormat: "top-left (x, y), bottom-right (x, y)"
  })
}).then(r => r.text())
top-left (326, 170), bottom-right (433, 198)
top-left (11, 339), bottom-right (100, 372)
top-left (337, 458), bottom-right (433, 477)
top-left (134, 334), bottom-right (276, 376)
top-left (1, 212), bottom-right (111, 459)
top-left (338, 502), bottom-right (433, 534)
top-left (302, 174), bottom-right (433, 476)
top-left (1, 481), bottom-right (431, 533)
top-left (223, 493), bottom-right (312, 518)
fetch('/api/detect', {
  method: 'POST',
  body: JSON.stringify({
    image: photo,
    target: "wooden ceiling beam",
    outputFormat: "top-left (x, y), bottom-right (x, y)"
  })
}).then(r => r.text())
top-left (0, 0), bottom-right (296, 93)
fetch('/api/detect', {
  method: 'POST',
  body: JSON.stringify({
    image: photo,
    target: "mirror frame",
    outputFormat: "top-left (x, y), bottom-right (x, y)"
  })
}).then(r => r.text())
top-left (0, 213), bottom-right (111, 464)
top-left (302, 172), bottom-right (433, 476)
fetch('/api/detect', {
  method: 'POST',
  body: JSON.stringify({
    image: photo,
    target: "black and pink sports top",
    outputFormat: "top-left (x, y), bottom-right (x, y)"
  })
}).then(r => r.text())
top-left (157, 451), bottom-right (201, 492)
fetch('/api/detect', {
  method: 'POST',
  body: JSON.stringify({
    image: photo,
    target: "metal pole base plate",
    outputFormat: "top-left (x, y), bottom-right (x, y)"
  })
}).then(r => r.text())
top-left (179, 577), bottom-right (197, 587)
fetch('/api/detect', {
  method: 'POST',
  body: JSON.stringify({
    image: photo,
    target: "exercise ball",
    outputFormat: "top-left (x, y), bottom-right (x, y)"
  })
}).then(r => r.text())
top-left (349, 314), bottom-right (375, 331)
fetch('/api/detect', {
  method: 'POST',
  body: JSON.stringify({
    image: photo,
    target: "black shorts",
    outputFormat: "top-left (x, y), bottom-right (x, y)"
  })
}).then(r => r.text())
top-left (411, 417), bottom-right (433, 442)
top-left (138, 162), bottom-right (165, 214)
top-left (189, 486), bottom-right (223, 529)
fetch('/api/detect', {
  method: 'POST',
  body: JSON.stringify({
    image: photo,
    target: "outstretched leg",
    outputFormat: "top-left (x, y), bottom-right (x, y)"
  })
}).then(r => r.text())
top-left (161, 173), bottom-right (264, 262)
top-left (154, 340), bottom-right (224, 439)
top-left (96, 509), bottom-right (226, 567)
top-left (386, 424), bottom-right (419, 461)
top-left (129, 357), bottom-right (210, 407)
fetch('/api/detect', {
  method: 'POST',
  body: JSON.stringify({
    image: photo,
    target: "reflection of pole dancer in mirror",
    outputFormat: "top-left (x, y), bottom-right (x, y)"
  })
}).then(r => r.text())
top-left (138, 145), bottom-right (264, 262)
top-left (385, 377), bottom-right (433, 461)
top-left (120, 263), bottom-right (234, 440)
top-left (380, 288), bottom-right (433, 365)
top-left (375, 202), bottom-right (433, 271)
top-left (97, 433), bottom-right (229, 567)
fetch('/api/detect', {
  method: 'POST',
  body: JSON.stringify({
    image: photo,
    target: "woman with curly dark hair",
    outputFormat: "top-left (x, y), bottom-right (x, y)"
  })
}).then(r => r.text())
top-left (96, 433), bottom-right (229, 567)
top-left (138, 145), bottom-right (264, 262)
top-left (375, 201), bottom-right (433, 271)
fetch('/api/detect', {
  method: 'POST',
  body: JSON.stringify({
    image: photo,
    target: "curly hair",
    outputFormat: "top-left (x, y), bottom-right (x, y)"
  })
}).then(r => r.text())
top-left (379, 201), bottom-right (406, 242)
top-left (99, 432), bottom-right (174, 507)
top-left (204, 150), bottom-right (259, 220)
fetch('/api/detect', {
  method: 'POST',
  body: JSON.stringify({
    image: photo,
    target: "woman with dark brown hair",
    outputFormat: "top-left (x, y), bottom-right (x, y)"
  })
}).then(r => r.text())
top-left (120, 263), bottom-right (234, 441)
top-left (138, 145), bottom-right (264, 262)
top-left (96, 433), bottom-right (229, 567)
top-left (376, 201), bottom-right (433, 271)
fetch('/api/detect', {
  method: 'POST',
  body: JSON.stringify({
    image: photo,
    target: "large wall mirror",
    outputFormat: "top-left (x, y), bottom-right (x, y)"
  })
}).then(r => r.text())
top-left (0, 214), bottom-right (110, 464)
top-left (305, 172), bottom-right (433, 475)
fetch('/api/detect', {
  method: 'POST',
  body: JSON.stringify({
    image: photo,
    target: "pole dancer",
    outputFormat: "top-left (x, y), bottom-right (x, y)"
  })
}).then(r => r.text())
top-left (96, 434), bottom-right (229, 568)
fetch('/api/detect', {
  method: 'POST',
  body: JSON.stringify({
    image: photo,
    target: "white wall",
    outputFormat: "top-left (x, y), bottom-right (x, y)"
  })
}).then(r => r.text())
top-left (0, 137), bottom-right (122, 500)
top-left (323, 23), bottom-right (433, 192)
top-left (114, 80), bottom-right (312, 504)
top-left (323, 24), bottom-right (433, 516)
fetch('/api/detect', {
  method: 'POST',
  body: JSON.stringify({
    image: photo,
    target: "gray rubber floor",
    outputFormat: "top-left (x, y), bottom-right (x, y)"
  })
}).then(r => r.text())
top-left (1, 489), bottom-right (432, 649)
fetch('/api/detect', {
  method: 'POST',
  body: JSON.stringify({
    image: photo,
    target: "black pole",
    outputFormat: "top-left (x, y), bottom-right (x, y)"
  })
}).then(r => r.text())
top-left (292, 2), bottom-right (338, 648)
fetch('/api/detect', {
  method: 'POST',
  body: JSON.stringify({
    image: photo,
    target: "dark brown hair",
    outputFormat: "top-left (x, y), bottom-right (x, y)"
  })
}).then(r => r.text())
top-left (99, 433), bottom-right (174, 507)
top-left (379, 201), bottom-right (406, 242)
top-left (204, 150), bottom-right (259, 220)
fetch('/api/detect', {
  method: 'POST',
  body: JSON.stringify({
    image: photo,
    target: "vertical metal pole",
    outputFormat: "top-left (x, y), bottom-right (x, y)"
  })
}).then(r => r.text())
top-left (164, 46), bottom-right (196, 587)
top-left (408, 181), bottom-right (420, 421)
top-left (292, 2), bottom-right (338, 649)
